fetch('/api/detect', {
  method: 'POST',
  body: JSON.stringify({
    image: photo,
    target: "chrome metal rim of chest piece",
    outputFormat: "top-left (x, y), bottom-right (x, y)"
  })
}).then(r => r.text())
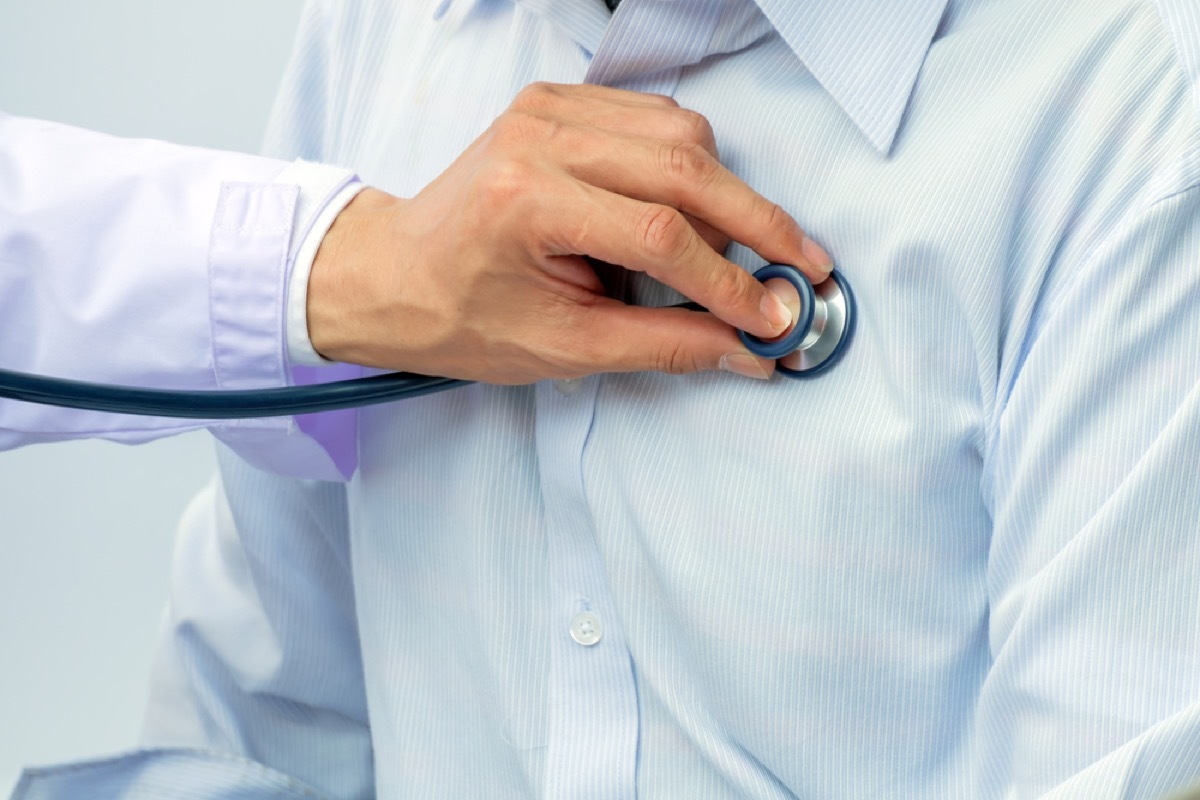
top-left (737, 264), bottom-right (856, 378)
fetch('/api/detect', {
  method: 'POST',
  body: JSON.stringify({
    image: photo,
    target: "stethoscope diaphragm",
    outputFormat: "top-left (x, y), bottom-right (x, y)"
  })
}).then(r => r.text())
top-left (737, 263), bottom-right (856, 378)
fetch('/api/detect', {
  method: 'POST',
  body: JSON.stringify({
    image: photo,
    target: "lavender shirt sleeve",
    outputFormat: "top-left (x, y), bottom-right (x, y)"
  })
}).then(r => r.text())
top-left (0, 112), bottom-right (361, 480)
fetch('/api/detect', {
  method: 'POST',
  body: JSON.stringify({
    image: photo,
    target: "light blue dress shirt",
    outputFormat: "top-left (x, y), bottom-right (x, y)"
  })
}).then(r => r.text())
top-left (14, 0), bottom-right (1200, 797)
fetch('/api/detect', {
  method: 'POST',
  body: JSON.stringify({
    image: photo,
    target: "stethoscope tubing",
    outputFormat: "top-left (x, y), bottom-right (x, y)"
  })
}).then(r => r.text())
top-left (0, 265), bottom-right (854, 419)
top-left (0, 367), bottom-right (469, 419)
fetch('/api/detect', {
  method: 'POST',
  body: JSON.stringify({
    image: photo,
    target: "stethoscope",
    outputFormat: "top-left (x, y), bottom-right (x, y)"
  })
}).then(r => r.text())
top-left (0, 264), bottom-right (855, 419)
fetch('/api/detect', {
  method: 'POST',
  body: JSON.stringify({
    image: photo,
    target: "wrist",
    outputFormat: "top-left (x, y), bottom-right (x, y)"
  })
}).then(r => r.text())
top-left (307, 187), bottom-right (403, 363)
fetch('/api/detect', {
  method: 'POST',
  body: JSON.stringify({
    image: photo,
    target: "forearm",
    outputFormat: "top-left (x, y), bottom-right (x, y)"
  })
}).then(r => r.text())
top-left (0, 112), bottom-right (360, 479)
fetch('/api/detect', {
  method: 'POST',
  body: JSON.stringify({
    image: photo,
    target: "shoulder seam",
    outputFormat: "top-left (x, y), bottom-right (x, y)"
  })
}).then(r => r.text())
top-left (986, 178), bottom-right (1200, 483)
top-left (1152, 0), bottom-right (1200, 122)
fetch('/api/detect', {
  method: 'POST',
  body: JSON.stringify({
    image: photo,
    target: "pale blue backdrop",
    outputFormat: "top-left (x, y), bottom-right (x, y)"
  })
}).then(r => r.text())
top-left (0, 2), bottom-right (303, 793)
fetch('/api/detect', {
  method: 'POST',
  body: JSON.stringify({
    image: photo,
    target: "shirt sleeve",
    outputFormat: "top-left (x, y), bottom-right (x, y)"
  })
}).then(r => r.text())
top-left (276, 160), bottom-right (367, 367)
top-left (144, 444), bottom-right (373, 797)
top-left (10, 444), bottom-right (374, 800)
top-left (982, 181), bottom-right (1200, 798)
top-left (0, 112), bottom-right (362, 481)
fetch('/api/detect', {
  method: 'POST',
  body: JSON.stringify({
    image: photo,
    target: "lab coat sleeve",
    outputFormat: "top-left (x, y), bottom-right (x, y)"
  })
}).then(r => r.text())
top-left (0, 112), bottom-right (363, 481)
top-left (982, 181), bottom-right (1200, 798)
top-left (10, 444), bottom-right (374, 800)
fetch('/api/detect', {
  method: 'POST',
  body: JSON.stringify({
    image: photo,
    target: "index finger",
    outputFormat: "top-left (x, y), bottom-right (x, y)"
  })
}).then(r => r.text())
top-left (558, 131), bottom-right (833, 284)
top-left (547, 182), bottom-right (794, 340)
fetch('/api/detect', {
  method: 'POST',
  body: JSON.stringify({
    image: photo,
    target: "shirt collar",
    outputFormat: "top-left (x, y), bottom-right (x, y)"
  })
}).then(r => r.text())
top-left (439, 0), bottom-right (950, 154)
top-left (754, 0), bottom-right (950, 153)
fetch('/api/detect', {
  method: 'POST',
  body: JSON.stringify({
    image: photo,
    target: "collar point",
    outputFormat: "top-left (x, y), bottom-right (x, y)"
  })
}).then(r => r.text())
top-left (863, 118), bottom-right (902, 157)
top-left (842, 102), bottom-right (905, 157)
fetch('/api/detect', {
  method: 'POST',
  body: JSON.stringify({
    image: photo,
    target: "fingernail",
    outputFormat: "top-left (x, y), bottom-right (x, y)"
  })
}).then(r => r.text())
top-left (760, 290), bottom-right (793, 333)
top-left (764, 277), bottom-right (801, 332)
top-left (802, 235), bottom-right (833, 273)
top-left (719, 353), bottom-right (771, 381)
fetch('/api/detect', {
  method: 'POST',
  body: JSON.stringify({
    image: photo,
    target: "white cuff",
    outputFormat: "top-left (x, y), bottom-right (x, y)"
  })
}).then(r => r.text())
top-left (273, 161), bottom-right (366, 367)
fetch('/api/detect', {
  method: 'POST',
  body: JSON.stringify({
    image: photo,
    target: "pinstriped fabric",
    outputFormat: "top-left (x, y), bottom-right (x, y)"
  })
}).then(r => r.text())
top-left (517, 0), bottom-right (611, 55)
top-left (753, 0), bottom-right (951, 152)
top-left (262, 0), bottom-right (333, 165)
top-left (585, 0), bottom-right (726, 93)
top-left (1156, 0), bottom-right (1200, 120)
top-left (13, 748), bottom-right (334, 799)
top-left (535, 376), bottom-right (640, 799)
top-left (22, 0), bottom-right (1191, 798)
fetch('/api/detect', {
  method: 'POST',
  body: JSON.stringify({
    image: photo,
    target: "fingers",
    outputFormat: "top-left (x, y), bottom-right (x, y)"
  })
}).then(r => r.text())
top-left (547, 127), bottom-right (832, 282)
top-left (503, 82), bottom-right (833, 284)
top-left (542, 181), bottom-right (794, 340)
top-left (570, 303), bottom-right (775, 379)
top-left (512, 85), bottom-right (719, 155)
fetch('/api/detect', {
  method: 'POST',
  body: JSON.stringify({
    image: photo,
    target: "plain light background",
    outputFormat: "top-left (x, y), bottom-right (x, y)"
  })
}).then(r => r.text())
top-left (0, 2), bottom-right (304, 793)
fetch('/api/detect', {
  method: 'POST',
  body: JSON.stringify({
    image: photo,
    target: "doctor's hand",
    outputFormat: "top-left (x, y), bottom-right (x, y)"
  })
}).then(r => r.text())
top-left (307, 82), bottom-right (832, 384)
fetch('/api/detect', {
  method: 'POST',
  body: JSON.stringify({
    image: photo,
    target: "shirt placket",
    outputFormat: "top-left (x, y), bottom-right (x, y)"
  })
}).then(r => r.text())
top-left (534, 4), bottom-right (725, 798)
top-left (537, 374), bottom-right (637, 800)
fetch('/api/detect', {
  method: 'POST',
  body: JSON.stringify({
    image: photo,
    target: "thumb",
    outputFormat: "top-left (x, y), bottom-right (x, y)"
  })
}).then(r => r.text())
top-left (576, 304), bottom-right (775, 380)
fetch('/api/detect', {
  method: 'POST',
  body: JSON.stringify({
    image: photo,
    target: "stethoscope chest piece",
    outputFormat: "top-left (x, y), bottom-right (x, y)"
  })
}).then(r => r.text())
top-left (737, 263), bottom-right (856, 378)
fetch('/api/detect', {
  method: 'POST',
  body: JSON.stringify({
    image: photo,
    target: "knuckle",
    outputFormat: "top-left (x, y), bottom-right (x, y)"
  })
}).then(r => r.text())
top-left (709, 263), bottom-right (757, 309)
top-left (489, 112), bottom-right (526, 147)
top-left (490, 110), bottom-right (562, 149)
top-left (750, 201), bottom-right (793, 251)
top-left (675, 108), bottom-right (716, 149)
top-left (662, 141), bottom-right (720, 188)
top-left (636, 204), bottom-right (692, 260)
top-left (763, 201), bottom-right (792, 236)
top-left (511, 81), bottom-right (558, 112)
top-left (474, 158), bottom-right (536, 207)
top-left (646, 92), bottom-right (680, 108)
top-left (654, 339), bottom-right (700, 375)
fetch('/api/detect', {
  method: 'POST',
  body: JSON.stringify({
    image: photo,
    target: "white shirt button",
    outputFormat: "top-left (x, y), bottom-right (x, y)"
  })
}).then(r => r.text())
top-left (554, 377), bottom-right (583, 395)
top-left (569, 611), bottom-right (603, 646)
